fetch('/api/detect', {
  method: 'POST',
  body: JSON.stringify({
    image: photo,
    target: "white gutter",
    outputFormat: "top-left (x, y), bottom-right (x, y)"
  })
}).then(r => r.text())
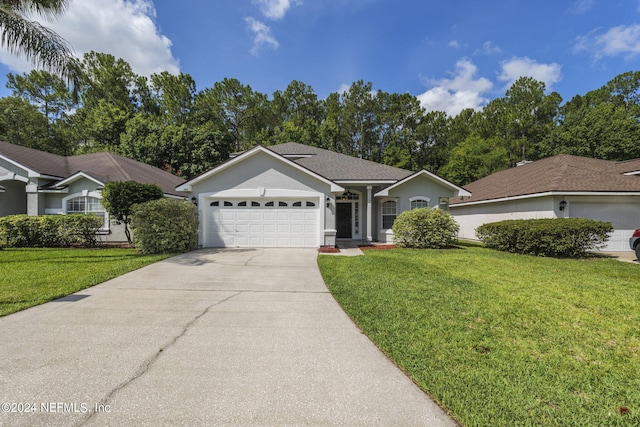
top-left (451, 191), bottom-right (640, 207)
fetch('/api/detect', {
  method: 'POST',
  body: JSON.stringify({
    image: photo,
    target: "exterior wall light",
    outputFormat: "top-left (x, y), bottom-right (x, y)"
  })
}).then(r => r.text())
top-left (559, 200), bottom-right (567, 211)
top-left (191, 196), bottom-right (198, 206)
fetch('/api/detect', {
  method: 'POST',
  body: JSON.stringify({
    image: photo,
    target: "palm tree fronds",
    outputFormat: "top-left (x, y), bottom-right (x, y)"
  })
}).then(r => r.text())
top-left (0, 7), bottom-right (80, 98)
top-left (1, 1), bottom-right (70, 20)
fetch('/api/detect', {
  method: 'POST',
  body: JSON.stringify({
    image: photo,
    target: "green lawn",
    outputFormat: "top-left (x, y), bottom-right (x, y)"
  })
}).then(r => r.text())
top-left (0, 248), bottom-right (171, 316)
top-left (318, 244), bottom-right (640, 427)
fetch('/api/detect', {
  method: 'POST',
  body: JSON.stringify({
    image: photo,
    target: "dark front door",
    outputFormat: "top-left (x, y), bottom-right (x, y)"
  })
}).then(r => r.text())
top-left (336, 203), bottom-right (352, 238)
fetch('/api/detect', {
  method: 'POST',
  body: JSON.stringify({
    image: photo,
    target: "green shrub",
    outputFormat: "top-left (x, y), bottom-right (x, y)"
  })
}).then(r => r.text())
top-left (131, 198), bottom-right (198, 254)
top-left (0, 215), bottom-right (35, 247)
top-left (392, 208), bottom-right (459, 249)
top-left (0, 214), bottom-right (103, 247)
top-left (101, 181), bottom-right (164, 243)
top-left (476, 218), bottom-right (613, 258)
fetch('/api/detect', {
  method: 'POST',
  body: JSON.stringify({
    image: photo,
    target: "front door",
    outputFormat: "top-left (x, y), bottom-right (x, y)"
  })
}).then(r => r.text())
top-left (336, 203), bottom-right (352, 238)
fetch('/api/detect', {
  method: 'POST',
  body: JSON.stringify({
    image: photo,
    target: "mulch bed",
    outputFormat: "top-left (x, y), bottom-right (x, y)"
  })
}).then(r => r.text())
top-left (358, 244), bottom-right (397, 250)
top-left (318, 246), bottom-right (340, 253)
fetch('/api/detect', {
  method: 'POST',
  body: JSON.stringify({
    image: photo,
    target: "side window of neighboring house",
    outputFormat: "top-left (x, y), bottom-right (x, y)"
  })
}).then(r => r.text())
top-left (381, 200), bottom-right (397, 229)
top-left (66, 195), bottom-right (108, 230)
top-left (410, 197), bottom-right (430, 209)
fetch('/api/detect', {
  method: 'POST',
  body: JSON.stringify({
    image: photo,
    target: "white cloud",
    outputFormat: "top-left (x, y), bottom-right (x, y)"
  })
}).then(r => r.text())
top-left (245, 17), bottom-right (279, 54)
top-left (570, 0), bottom-right (595, 14)
top-left (474, 41), bottom-right (502, 56)
top-left (574, 24), bottom-right (640, 60)
top-left (254, 0), bottom-right (302, 20)
top-left (417, 59), bottom-right (493, 116)
top-left (337, 83), bottom-right (350, 94)
top-left (0, 0), bottom-right (179, 77)
top-left (498, 57), bottom-right (562, 90)
top-left (448, 40), bottom-right (461, 49)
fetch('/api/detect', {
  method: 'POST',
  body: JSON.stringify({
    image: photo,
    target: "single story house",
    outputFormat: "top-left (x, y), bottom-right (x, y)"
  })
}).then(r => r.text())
top-left (450, 154), bottom-right (640, 251)
top-left (177, 142), bottom-right (470, 248)
top-left (0, 141), bottom-right (186, 241)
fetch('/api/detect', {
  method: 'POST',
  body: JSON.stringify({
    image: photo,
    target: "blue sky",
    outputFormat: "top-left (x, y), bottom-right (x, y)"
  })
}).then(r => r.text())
top-left (1, 0), bottom-right (640, 115)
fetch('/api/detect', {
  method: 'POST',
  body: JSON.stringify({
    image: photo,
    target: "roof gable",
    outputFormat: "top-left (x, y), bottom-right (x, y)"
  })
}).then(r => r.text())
top-left (52, 171), bottom-right (104, 188)
top-left (375, 169), bottom-right (471, 197)
top-left (177, 145), bottom-right (344, 192)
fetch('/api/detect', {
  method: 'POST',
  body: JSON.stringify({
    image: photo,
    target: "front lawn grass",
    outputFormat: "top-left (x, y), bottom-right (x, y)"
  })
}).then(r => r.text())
top-left (318, 243), bottom-right (640, 426)
top-left (0, 247), bottom-right (171, 316)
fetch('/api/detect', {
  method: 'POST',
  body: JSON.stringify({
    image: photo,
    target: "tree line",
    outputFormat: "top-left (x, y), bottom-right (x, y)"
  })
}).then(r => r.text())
top-left (2, 51), bottom-right (640, 185)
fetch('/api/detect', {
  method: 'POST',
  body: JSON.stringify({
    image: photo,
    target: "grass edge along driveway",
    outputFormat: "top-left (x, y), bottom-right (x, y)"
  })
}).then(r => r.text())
top-left (0, 248), bottom-right (171, 317)
top-left (318, 244), bottom-right (640, 427)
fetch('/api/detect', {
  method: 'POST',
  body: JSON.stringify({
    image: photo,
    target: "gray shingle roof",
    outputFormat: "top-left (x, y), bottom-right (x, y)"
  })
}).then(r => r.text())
top-left (0, 141), bottom-right (68, 177)
top-left (451, 154), bottom-right (640, 205)
top-left (267, 142), bottom-right (413, 181)
top-left (0, 141), bottom-right (186, 197)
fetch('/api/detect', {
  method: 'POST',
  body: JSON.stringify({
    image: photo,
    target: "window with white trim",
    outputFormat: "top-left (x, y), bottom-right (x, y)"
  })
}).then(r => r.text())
top-left (410, 196), bottom-right (430, 210)
top-left (381, 200), bottom-right (397, 229)
top-left (66, 196), bottom-right (108, 229)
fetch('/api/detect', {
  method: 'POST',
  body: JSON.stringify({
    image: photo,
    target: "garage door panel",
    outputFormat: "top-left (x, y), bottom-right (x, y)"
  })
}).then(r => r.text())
top-left (205, 199), bottom-right (319, 248)
top-left (571, 201), bottom-right (640, 251)
top-left (290, 211), bottom-right (305, 221)
top-left (249, 224), bottom-right (263, 233)
top-left (277, 212), bottom-right (291, 221)
top-left (263, 224), bottom-right (276, 233)
top-left (263, 211), bottom-right (277, 220)
top-left (220, 211), bottom-right (235, 221)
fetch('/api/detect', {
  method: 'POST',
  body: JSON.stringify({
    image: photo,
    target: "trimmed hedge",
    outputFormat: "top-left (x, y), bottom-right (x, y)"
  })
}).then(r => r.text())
top-left (131, 198), bottom-right (198, 254)
top-left (0, 214), bottom-right (104, 247)
top-left (475, 218), bottom-right (614, 258)
top-left (392, 208), bottom-right (459, 249)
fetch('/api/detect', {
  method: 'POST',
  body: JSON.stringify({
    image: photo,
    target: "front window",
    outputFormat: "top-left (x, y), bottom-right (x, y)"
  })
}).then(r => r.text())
top-left (66, 196), bottom-right (108, 229)
top-left (382, 200), bottom-right (397, 229)
top-left (410, 198), bottom-right (430, 209)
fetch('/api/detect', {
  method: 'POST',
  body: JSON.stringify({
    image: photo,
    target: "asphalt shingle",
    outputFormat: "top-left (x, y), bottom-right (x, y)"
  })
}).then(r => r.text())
top-left (451, 154), bottom-right (640, 204)
top-left (0, 141), bottom-right (186, 196)
top-left (268, 142), bottom-right (413, 181)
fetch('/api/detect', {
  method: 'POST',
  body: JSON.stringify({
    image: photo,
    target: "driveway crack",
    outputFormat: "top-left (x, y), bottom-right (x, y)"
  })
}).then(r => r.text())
top-left (77, 291), bottom-right (242, 426)
top-left (244, 248), bottom-right (264, 265)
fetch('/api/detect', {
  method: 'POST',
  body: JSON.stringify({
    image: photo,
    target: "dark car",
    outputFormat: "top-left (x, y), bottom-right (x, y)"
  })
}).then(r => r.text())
top-left (630, 229), bottom-right (640, 260)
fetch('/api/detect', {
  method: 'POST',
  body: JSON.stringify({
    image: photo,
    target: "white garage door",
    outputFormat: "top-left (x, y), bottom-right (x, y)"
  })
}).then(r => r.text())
top-left (571, 202), bottom-right (640, 251)
top-left (205, 199), bottom-right (319, 248)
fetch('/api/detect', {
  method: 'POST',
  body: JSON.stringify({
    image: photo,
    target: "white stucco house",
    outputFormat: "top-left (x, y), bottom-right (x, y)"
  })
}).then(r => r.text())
top-left (0, 141), bottom-right (186, 242)
top-left (450, 154), bottom-right (640, 251)
top-left (177, 142), bottom-right (470, 248)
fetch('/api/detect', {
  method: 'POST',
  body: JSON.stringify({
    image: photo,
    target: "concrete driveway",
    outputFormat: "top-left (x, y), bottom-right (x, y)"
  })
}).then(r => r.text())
top-left (0, 248), bottom-right (457, 426)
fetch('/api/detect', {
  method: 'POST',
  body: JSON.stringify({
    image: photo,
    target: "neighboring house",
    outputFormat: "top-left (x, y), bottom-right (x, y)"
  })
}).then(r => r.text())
top-left (0, 141), bottom-right (186, 241)
top-left (450, 154), bottom-right (640, 251)
top-left (177, 142), bottom-right (470, 248)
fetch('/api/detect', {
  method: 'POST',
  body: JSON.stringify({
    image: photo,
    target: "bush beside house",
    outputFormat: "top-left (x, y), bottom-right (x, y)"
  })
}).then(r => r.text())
top-left (392, 208), bottom-right (459, 249)
top-left (101, 181), bottom-right (164, 243)
top-left (476, 218), bottom-right (613, 257)
top-left (0, 214), bottom-right (104, 247)
top-left (131, 198), bottom-right (198, 254)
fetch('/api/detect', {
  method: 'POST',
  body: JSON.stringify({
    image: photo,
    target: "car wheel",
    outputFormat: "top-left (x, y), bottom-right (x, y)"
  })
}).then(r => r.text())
top-left (636, 244), bottom-right (640, 261)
